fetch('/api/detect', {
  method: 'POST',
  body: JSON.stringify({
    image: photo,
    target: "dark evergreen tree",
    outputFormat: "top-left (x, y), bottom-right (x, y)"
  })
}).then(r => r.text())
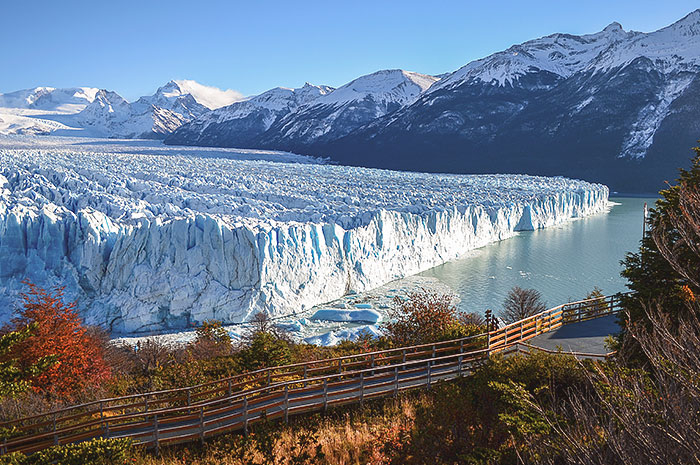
top-left (621, 143), bottom-right (700, 327)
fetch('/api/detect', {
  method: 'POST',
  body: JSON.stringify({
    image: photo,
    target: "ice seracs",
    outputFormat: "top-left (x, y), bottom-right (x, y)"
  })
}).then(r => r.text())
top-left (0, 136), bottom-right (608, 334)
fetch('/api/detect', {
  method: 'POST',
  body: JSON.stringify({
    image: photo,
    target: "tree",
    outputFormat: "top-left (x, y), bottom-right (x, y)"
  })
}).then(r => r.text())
top-left (621, 144), bottom-right (700, 326)
top-left (383, 290), bottom-right (483, 346)
top-left (526, 181), bottom-right (700, 465)
top-left (239, 332), bottom-right (291, 371)
top-left (238, 312), bottom-right (291, 371)
top-left (5, 283), bottom-right (111, 396)
top-left (0, 324), bottom-right (55, 399)
top-left (517, 146), bottom-right (700, 465)
top-left (584, 286), bottom-right (609, 316)
top-left (501, 287), bottom-right (547, 324)
top-left (189, 320), bottom-right (233, 360)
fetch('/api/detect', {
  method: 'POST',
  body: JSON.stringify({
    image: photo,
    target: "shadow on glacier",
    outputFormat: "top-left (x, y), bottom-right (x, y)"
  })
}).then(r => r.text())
top-left (67, 139), bottom-right (325, 165)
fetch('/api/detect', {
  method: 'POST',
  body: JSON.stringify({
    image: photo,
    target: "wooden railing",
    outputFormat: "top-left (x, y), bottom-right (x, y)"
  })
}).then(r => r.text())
top-left (0, 292), bottom-right (627, 455)
top-left (488, 293), bottom-right (626, 351)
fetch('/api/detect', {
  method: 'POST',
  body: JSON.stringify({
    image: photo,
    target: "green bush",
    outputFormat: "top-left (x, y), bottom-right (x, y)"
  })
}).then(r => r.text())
top-left (0, 438), bottom-right (134, 465)
top-left (407, 350), bottom-right (588, 465)
top-left (240, 332), bottom-right (292, 371)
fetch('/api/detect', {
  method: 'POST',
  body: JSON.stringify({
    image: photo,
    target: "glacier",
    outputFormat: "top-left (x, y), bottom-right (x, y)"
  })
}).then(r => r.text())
top-left (0, 136), bottom-right (608, 334)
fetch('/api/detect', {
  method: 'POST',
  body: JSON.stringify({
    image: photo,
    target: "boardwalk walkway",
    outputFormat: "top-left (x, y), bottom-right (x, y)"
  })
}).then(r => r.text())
top-left (528, 314), bottom-right (620, 355)
top-left (0, 293), bottom-right (628, 455)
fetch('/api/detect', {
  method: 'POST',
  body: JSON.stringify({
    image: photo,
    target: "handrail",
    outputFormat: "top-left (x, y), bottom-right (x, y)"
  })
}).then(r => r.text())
top-left (0, 330), bottom-right (487, 430)
top-left (0, 292), bottom-right (627, 455)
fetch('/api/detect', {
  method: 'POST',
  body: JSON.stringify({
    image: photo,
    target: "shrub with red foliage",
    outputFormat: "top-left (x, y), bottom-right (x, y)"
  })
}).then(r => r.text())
top-left (383, 290), bottom-right (484, 346)
top-left (4, 282), bottom-right (111, 396)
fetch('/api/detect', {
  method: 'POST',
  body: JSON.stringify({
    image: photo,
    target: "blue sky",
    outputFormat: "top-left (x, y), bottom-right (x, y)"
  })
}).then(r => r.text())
top-left (1, 0), bottom-right (698, 100)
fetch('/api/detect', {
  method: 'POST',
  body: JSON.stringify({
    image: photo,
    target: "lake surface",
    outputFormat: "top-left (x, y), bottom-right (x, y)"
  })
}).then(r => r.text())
top-left (419, 197), bottom-right (656, 315)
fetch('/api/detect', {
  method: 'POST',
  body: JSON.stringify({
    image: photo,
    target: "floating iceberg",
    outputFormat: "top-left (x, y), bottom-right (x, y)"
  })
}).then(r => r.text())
top-left (0, 136), bottom-right (609, 334)
top-left (304, 325), bottom-right (382, 346)
top-left (310, 308), bottom-right (382, 324)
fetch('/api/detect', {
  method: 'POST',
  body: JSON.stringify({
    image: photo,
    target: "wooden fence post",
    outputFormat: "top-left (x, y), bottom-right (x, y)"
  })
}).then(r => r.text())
top-left (199, 406), bottom-right (205, 445)
top-left (303, 365), bottom-right (308, 387)
top-left (243, 396), bottom-right (248, 436)
top-left (359, 372), bottom-right (365, 408)
top-left (52, 413), bottom-right (58, 445)
top-left (100, 401), bottom-right (110, 439)
top-left (187, 389), bottom-right (191, 406)
top-left (338, 359), bottom-right (342, 374)
top-left (426, 360), bottom-right (432, 389)
top-left (284, 385), bottom-right (289, 424)
top-left (394, 367), bottom-right (399, 397)
top-left (154, 414), bottom-right (160, 456)
top-left (323, 379), bottom-right (329, 412)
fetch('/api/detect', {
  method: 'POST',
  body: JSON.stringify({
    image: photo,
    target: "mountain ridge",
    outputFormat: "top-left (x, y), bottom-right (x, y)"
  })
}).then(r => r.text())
top-left (2, 10), bottom-right (700, 191)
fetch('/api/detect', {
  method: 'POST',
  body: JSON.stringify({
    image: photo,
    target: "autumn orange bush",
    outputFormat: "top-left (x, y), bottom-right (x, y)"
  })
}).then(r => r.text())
top-left (3, 282), bottom-right (111, 396)
top-left (383, 290), bottom-right (484, 346)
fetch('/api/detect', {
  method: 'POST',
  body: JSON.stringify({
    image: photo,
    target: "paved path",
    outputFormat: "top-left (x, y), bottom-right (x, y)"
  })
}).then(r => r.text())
top-left (528, 315), bottom-right (621, 354)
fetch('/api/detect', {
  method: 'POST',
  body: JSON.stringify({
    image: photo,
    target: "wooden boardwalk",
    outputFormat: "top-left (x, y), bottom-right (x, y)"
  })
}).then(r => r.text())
top-left (0, 293), bottom-right (626, 455)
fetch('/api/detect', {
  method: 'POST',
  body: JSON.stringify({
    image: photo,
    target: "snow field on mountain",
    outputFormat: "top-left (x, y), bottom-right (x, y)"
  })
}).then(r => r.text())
top-left (0, 137), bottom-right (608, 334)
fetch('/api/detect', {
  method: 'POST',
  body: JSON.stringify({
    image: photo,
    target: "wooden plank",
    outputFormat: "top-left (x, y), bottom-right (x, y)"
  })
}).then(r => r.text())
top-left (107, 420), bottom-right (154, 434)
top-left (59, 428), bottom-right (102, 445)
top-left (159, 431), bottom-right (200, 445)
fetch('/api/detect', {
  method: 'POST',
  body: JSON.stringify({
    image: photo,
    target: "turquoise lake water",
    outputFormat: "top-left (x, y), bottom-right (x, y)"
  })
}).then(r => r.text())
top-left (419, 197), bottom-right (656, 315)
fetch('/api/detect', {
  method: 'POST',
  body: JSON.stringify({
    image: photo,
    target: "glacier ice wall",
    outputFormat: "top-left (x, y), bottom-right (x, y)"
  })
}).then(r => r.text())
top-left (0, 137), bottom-right (609, 333)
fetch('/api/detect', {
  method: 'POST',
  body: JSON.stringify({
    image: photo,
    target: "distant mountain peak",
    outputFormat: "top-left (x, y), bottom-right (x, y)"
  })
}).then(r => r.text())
top-left (602, 22), bottom-right (624, 33)
top-left (151, 79), bottom-right (244, 110)
top-left (663, 9), bottom-right (700, 36)
top-left (314, 69), bottom-right (438, 107)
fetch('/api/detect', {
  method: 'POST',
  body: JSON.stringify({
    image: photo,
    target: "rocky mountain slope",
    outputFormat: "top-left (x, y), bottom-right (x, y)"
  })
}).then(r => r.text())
top-left (165, 69), bottom-right (438, 149)
top-left (164, 83), bottom-right (334, 147)
top-left (319, 11), bottom-right (700, 193)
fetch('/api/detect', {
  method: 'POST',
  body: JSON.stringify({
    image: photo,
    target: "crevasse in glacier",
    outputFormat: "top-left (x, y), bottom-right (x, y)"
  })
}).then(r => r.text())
top-left (0, 137), bottom-right (609, 333)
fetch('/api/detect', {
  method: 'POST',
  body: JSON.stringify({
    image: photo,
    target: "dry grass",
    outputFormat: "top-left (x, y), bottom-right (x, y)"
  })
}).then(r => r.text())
top-left (134, 394), bottom-right (423, 465)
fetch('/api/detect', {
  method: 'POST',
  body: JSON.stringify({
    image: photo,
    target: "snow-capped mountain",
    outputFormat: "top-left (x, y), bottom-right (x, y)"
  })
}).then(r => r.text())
top-left (0, 86), bottom-right (99, 112)
top-left (74, 88), bottom-right (187, 138)
top-left (259, 69), bottom-right (438, 147)
top-left (0, 80), bottom-right (244, 139)
top-left (151, 79), bottom-right (244, 110)
top-left (74, 81), bottom-right (227, 138)
top-left (0, 86), bottom-right (100, 135)
top-left (166, 11), bottom-right (700, 192)
top-left (165, 83), bottom-right (334, 147)
top-left (166, 70), bottom-right (437, 148)
top-left (319, 10), bottom-right (700, 193)
top-left (3, 10), bottom-right (700, 191)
